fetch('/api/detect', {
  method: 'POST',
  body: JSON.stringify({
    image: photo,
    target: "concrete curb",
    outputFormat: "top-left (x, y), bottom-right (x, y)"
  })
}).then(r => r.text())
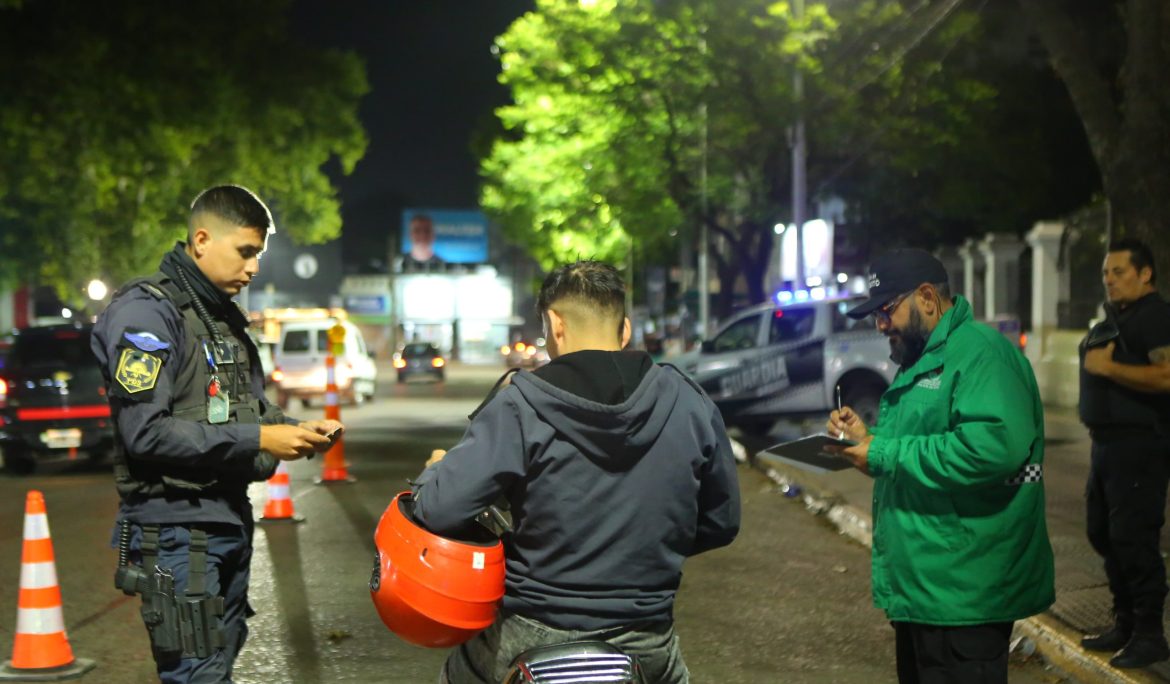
top-left (1016, 614), bottom-right (1160, 684)
top-left (740, 438), bottom-right (1138, 684)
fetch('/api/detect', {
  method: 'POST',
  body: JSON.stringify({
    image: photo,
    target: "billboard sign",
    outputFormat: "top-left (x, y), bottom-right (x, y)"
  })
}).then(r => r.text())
top-left (344, 295), bottom-right (389, 316)
top-left (400, 209), bottom-right (489, 265)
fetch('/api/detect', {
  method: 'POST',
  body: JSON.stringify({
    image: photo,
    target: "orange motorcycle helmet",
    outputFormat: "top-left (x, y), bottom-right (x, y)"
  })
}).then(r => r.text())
top-left (370, 491), bottom-right (506, 648)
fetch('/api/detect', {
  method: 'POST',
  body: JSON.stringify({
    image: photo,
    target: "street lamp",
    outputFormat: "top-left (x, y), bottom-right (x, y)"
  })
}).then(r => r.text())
top-left (86, 279), bottom-right (108, 301)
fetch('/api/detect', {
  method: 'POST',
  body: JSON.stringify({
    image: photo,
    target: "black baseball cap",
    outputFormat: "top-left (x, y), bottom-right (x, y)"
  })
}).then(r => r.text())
top-left (846, 248), bottom-right (950, 319)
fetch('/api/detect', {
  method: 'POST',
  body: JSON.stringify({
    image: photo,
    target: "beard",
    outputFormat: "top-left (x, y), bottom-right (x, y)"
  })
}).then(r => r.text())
top-left (888, 304), bottom-right (930, 369)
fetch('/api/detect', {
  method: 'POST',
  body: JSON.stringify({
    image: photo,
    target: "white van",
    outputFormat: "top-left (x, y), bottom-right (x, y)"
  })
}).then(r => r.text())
top-left (272, 319), bottom-right (377, 409)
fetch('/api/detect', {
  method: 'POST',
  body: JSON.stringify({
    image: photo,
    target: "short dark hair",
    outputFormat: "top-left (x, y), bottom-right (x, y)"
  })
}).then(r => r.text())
top-left (537, 260), bottom-right (626, 336)
top-left (411, 213), bottom-right (433, 227)
top-left (1108, 238), bottom-right (1156, 284)
top-left (188, 185), bottom-right (274, 237)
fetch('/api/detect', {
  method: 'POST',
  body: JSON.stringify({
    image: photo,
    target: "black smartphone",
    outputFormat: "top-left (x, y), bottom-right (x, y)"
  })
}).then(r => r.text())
top-left (326, 427), bottom-right (342, 440)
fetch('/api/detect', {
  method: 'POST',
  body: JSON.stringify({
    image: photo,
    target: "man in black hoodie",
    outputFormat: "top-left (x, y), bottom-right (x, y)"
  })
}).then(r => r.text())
top-left (413, 260), bottom-right (741, 683)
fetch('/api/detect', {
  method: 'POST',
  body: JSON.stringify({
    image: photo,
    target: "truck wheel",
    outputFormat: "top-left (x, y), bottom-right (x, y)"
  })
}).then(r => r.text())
top-left (842, 382), bottom-right (884, 427)
top-left (1, 447), bottom-right (35, 475)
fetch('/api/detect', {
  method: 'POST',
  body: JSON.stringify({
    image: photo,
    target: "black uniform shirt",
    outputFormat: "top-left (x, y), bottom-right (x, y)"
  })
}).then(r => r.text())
top-left (1079, 292), bottom-right (1170, 435)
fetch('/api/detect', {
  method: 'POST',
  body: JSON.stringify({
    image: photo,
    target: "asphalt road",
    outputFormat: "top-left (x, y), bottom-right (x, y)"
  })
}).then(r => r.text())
top-left (0, 365), bottom-right (1069, 683)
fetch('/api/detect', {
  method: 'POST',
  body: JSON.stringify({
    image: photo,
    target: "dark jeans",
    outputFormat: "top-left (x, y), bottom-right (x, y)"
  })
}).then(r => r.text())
top-left (442, 611), bottom-right (688, 683)
top-left (893, 621), bottom-right (1013, 684)
top-left (121, 522), bottom-right (253, 684)
top-left (1086, 434), bottom-right (1170, 634)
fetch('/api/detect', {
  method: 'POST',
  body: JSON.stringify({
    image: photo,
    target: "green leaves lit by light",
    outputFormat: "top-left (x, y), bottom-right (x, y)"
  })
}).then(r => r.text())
top-left (482, 0), bottom-right (997, 307)
top-left (0, 0), bottom-right (368, 302)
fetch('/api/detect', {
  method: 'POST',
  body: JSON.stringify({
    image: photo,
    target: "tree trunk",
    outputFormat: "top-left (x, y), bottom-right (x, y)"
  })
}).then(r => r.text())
top-left (713, 251), bottom-right (738, 323)
top-left (1018, 0), bottom-right (1170, 294)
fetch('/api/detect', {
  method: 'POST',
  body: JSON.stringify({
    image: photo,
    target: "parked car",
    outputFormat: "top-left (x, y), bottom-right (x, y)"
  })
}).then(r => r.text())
top-left (502, 340), bottom-right (550, 369)
top-left (0, 323), bottom-right (115, 474)
top-left (673, 296), bottom-right (897, 434)
top-left (394, 343), bottom-right (445, 383)
top-left (272, 319), bottom-right (377, 408)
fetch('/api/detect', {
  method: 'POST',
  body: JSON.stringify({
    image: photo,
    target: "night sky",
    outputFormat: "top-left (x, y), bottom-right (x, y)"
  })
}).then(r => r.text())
top-left (290, 1), bottom-right (534, 272)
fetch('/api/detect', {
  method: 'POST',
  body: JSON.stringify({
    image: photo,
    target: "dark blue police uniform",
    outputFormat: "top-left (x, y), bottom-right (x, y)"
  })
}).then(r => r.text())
top-left (93, 242), bottom-right (297, 683)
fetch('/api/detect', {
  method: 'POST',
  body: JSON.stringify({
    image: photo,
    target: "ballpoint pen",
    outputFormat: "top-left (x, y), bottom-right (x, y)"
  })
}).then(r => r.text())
top-left (836, 384), bottom-right (845, 440)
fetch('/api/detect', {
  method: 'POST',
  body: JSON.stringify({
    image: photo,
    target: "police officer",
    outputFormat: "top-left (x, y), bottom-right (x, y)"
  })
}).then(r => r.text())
top-left (92, 185), bottom-right (343, 682)
top-left (1079, 238), bottom-right (1170, 669)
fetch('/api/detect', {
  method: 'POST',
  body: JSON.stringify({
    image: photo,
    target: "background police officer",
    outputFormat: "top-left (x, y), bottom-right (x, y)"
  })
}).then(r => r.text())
top-left (92, 185), bottom-right (342, 682)
top-left (1079, 238), bottom-right (1170, 669)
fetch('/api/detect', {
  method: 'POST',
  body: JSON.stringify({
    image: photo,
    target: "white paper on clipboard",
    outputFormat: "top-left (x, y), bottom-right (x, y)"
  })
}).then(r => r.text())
top-left (756, 433), bottom-right (858, 474)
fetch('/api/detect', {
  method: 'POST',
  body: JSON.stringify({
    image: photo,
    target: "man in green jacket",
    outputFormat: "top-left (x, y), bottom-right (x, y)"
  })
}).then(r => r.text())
top-left (827, 248), bottom-right (1055, 684)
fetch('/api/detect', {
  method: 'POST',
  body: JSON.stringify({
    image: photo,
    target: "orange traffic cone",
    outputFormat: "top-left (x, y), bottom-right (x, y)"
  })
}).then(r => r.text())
top-left (317, 350), bottom-right (355, 484)
top-left (259, 462), bottom-right (304, 523)
top-left (0, 491), bottom-right (95, 680)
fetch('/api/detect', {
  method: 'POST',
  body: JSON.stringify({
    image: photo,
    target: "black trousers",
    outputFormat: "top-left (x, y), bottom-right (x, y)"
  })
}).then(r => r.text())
top-left (893, 621), bottom-right (1013, 684)
top-left (1086, 433), bottom-right (1170, 635)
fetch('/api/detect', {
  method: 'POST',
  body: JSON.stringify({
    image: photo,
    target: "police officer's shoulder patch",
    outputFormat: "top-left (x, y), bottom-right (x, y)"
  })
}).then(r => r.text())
top-left (115, 347), bottom-right (163, 394)
top-left (122, 329), bottom-right (171, 353)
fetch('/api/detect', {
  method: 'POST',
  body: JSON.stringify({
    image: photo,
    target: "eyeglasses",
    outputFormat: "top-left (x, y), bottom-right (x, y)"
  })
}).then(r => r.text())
top-left (874, 290), bottom-right (914, 324)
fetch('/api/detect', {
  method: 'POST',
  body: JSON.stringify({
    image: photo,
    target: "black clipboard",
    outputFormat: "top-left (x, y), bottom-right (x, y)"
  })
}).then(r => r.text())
top-left (757, 433), bottom-right (858, 474)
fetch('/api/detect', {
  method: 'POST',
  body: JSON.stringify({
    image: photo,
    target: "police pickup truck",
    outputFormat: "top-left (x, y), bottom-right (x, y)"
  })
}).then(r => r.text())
top-left (674, 296), bottom-right (896, 434)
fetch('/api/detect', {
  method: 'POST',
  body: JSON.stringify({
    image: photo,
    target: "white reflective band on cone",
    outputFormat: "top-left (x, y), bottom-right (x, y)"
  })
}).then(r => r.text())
top-left (16, 606), bottom-right (66, 635)
top-left (268, 484), bottom-right (290, 499)
top-left (23, 512), bottom-right (50, 540)
top-left (325, 392), bottom-right (338, 406)
top-left (19, 561), bottom-right (59, 590)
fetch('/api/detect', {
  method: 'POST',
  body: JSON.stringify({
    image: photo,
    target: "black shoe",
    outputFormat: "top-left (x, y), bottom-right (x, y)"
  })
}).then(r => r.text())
top-left (1082, 626), bottom-right (1132, 652)
top-left (1110, 635), bottom-right (1170, 669)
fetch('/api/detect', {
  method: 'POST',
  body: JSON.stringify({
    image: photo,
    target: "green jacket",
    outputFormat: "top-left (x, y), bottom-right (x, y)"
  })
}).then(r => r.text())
top-left (866, 296), bottom-right (1055, 624)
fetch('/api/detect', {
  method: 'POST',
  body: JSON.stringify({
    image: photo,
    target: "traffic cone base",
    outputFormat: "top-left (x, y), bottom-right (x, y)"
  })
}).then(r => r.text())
top-left (1, 491), bottom-right (95, 681)
top-left (259, 463), bottom-right (305, 524)
top-left (0, 657), bottom-right (96, 681)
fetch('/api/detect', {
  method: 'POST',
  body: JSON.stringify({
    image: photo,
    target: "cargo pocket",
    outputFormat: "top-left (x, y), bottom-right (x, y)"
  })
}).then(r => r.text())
top-left (947, 623), bottom-right (1010, 663)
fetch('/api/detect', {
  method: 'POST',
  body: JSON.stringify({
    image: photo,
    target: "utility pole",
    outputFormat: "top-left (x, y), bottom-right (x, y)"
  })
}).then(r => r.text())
top-left (791, 0), bottom-right (807, 290)
top-left (698, 99), bottom-right (710, 339)
top-left (694, 21), bottom-right (711, 341)
top-left (626, 240), bottom-right (635, 328)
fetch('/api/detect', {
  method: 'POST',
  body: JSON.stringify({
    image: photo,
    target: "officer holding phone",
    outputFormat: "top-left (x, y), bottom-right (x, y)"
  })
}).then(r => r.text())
top-left (1078, 238), bottom-right (1170, 669)
top-left (93, 185), bottom-right (343, 682)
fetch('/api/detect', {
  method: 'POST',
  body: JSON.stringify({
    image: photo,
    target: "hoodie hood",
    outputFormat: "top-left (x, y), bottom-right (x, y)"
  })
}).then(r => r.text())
top-left (510, 351), bottom-right (679, 467)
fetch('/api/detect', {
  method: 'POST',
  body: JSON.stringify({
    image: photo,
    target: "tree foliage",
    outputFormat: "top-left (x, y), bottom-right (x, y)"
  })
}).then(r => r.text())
top-left (0, 0), bottom-right (368, 303)
top-left (483, 0), bottom-right (1097, 315)
top-left (479, 0), bottom-right (984, 312)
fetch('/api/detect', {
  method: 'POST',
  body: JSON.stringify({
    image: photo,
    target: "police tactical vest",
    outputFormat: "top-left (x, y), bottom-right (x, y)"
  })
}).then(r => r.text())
top-left (1079, 293), bottom-right (1170, 434)
top-left (111, 272), bottom-right (266, 499)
